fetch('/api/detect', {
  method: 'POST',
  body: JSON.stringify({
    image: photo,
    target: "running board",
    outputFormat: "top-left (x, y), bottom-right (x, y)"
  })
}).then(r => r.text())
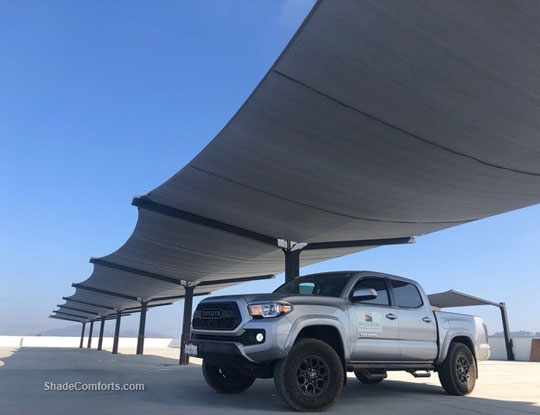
top-left (348, 362), bottom-right (435, 371)
top-left (407, 369), bottom-right (431, 378)
top-left (356, 369), bottom-right (387, 380)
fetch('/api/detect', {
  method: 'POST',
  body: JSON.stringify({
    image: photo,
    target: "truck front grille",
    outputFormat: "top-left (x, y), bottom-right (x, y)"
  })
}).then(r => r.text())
top-left (192, 301), bottom-right (242, 331)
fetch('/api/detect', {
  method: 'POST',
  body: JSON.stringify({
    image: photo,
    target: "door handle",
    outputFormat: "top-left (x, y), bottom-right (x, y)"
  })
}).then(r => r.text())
top-left (422, 316), bottom-right (432, 323)
top-left (385, 313), bottom-right (397, 320)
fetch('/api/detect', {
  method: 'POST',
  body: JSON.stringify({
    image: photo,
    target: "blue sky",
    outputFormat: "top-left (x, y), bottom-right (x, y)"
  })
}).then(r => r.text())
top-left (1, 0), bottom-right (538, 338)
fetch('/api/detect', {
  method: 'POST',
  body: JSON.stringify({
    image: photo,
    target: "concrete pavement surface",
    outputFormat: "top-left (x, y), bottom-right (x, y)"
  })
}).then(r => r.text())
top-left (0, 347), bottom-right (538, 415)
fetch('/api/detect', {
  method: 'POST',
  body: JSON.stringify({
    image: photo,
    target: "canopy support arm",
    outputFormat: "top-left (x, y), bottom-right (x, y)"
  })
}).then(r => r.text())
top-left (280, 237), bottom-right (414, 282)
top-left (499, 302), bottom-right (515, 361)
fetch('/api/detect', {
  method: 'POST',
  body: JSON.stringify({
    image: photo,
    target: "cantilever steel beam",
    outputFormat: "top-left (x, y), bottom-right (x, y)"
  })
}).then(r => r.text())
top-left (57, 305), bottom-right (100, 316)
top-left (198, 274), bottom-right (274, 286)
top-left (302, 236), bottom-right (415, 250)
top-left (53, 310), bottom-right (90, 320)
top-left (90, 258), bottom-right (275, 289)
top-left (123, 302), bottom-right (174, 312)
top-left (90, 258), bottom-right (183, 286)
top-left (62, 297), bottom-right (115, 311)
top-left (133, 196), bottom-right (416, 282)
top-left (133, 197), bottom-right (415, 252)
top-left (104, 313), bottom-right (131, 320)
top-left (49, 315), bottom-right (86, 323)
top-left (150, 292), bottom-right (210, 303)
top-left (71, 283), bottom-right (138, 301)
top-left (132, 196), bottom-right (277, 246)
top-left (282, 236), bottom-right (415, 282)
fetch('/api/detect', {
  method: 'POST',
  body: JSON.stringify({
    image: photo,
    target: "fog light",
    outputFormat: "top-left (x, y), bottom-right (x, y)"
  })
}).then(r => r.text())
top-left (255, 333), bottom-right (264, 343)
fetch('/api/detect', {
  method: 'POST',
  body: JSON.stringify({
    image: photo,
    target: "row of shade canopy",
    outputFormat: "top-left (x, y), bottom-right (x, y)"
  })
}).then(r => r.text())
top-left (52, 0), bottom-right (540, 324)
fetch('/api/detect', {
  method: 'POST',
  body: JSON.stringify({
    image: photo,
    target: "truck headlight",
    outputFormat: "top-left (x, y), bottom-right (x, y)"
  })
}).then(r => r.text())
top-left (247, 302), bottom-right (293, 318)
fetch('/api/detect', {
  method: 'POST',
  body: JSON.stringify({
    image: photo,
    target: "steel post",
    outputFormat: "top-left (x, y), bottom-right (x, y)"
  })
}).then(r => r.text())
top-left (79, 322), bottom-right (86, 348)
top-left (87, 320), bottom-right (94, 348)
top-left (179, 286), bottom-right (194, 365)
top-left (112, 311), bottom-right (121, 354)
top-left (136, 302), bottom-right (147, 355)
top-left (97, 316), bottom-right (105, 351)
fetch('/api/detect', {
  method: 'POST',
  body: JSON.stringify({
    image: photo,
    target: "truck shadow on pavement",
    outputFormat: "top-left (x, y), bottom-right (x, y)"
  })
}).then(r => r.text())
top-left (0, 347), bottom-right (538, 415)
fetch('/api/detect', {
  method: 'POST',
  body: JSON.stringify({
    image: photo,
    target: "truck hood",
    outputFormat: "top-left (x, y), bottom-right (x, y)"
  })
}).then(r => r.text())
top-left (203, 293), bottom-right (346, 307)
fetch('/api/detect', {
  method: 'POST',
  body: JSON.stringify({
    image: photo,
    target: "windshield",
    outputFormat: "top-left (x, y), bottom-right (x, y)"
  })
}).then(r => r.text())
top-left (273, 273), bottom-right (353, 297)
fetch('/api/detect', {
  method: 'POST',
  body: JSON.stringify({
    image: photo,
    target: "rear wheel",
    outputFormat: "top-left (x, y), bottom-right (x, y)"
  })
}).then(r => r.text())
top-left (202, 360), bottom-right (255, 394)
top-left (274, 338), bottom-right (344, 412)
top-left (354, 369), bottom-right (386, 384)
top-left (438, 342), bottom-right (476, 395)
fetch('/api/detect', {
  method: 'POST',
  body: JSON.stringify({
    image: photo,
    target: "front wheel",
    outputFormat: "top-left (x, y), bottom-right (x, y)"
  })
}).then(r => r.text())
top-left (438, 342), bottom-right (477, 395)
top-left (202, 360), bottom-right (255, 394)
top-left (274, 338), bottom-right (344, 412)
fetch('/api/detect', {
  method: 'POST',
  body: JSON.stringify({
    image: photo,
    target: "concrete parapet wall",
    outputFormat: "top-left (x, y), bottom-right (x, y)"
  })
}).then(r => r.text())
top-left (488, 337), bottom-right (537, 361)
top-left (0, 336), bottom-right (176, 349)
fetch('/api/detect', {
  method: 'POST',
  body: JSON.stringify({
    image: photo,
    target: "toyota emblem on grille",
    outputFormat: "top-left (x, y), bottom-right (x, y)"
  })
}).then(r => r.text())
top-left (201, 309), bottom-right (222, 318)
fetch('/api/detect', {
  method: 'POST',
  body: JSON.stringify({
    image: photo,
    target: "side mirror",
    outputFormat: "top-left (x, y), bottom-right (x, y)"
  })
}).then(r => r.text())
top-left (352, 288), bottom-right (377, 302)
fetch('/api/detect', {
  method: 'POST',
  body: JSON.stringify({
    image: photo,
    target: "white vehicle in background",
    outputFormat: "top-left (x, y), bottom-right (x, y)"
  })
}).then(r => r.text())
top-left (187, 271), bottom-right (490, 411)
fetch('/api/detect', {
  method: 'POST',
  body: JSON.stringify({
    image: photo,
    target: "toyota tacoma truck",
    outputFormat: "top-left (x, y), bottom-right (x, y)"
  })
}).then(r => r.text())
top-left (186, 271), bottom-right (490, 411)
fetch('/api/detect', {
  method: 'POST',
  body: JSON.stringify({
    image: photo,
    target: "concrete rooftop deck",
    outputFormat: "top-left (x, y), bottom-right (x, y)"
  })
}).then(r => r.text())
top-left (0, 347), bottom-right (538, 415)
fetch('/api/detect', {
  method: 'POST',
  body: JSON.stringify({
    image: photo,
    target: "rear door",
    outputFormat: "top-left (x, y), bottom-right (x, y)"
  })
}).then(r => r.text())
top-left (347, 277), bottom-right (400, 361)
top-left (390, 279), bottom-right (437, 361)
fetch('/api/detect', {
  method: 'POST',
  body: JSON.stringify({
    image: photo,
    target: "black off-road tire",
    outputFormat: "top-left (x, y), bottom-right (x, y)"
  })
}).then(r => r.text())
top-left (438, 342), bottom-right (477, 395)
top-left (354, 369), bottom-right (385, 384)
top-left (273, 338), bottom-right (344, 412)
top-left (202, 360), bottom-right (255, 394)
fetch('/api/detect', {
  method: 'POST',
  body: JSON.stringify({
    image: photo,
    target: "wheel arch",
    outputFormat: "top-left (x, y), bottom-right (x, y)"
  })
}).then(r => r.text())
top-left (451, 335), bottom-right (475, 356)
top-left (285, 317), bottom-right (349, 364)
top-left (437, 330), bottom-right (476, 364)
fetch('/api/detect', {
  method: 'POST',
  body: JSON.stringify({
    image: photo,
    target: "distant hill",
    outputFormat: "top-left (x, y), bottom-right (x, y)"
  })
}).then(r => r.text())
top-left (490, 330), bottom-right (540, 338)
top-left (37, 325), bottom-right (170, 338)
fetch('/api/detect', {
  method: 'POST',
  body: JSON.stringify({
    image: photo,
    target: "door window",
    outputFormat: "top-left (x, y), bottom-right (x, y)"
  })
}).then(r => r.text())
top-left (351, 278), bottom-right (390, 306)
top-left (391, 280), bottom-right (423, 308)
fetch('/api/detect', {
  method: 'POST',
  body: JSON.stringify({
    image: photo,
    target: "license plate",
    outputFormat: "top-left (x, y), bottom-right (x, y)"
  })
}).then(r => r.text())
top-left (185, 343), bottom-right (198, 357)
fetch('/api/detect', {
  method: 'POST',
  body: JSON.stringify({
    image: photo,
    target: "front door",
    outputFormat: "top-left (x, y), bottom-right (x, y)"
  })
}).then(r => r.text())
top-left (348, 277), bottom-right (400, 361)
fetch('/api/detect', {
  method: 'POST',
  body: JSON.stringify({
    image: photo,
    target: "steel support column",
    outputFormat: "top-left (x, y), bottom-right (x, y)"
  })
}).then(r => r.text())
top-left (136, 302), bottom-right (147, 355)
top-left (499, 302), bottom-right (515, 361)
top-left (112, 311), bottom-right (122, 354)
top-left (97, 316), bottom-right (105, 351)
top-left (87, 320), bottom-right (94, 348)
top-left (284, 248), bottom-right (301, 282)
top-left (179, 285), bottom-right (194, 365)
top-left (79, 322), bottom-right (86, 348)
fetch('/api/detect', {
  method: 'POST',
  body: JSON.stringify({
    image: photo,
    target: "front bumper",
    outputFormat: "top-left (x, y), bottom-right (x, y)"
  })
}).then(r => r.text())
top-left (187, 339), bottom-right (244, 359)
top-left (186, 339), bottom-right (275, 378)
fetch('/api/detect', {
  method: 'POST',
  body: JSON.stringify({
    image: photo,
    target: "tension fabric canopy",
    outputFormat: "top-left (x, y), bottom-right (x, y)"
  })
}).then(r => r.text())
top-left (57, 0), bottom-right (540, 314)
top-left (428, 290), bottom-right (500, 309)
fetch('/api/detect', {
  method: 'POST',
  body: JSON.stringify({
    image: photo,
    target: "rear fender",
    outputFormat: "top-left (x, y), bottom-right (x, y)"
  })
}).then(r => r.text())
top-left (436, 330), bottom-right (475, 365)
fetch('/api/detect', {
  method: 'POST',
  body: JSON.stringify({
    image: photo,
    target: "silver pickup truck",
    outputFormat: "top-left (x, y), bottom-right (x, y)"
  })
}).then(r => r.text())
top-left (187, 271), bottom-right (490, 411)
